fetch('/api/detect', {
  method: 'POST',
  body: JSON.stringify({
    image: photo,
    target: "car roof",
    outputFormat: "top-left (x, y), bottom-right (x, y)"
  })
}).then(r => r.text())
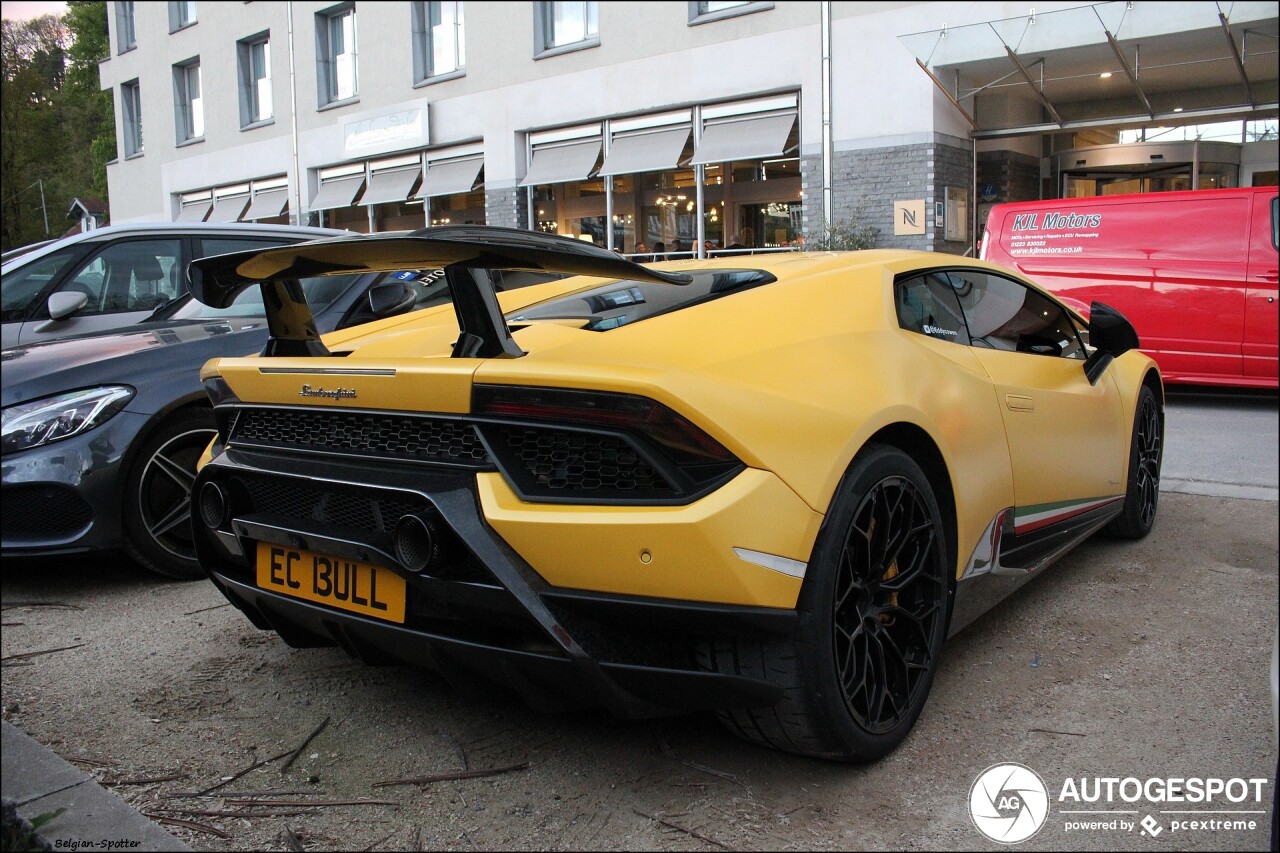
top-left (1, 222), bottom-right (350, 274)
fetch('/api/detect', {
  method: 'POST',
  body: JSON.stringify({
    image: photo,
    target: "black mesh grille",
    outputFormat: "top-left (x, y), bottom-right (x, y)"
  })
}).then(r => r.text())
top-left (2, 485), bottom-right (93, 539)
top-left (485, 425), bottom-right (675, 497)
top-left (235, 475), bottom-right (422, 536)
top-left (229, 408), bottom-right (490, 467)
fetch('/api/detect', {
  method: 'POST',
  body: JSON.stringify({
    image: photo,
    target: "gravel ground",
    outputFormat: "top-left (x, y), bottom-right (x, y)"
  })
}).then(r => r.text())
top-left (2, 491), bottom-right (1276, 852)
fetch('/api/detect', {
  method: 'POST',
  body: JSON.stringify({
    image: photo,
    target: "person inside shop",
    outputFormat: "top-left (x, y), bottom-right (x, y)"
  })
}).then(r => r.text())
top-left (634, 241), bottom-right (649, 261)
top-left (653, 240), bottom-right (667, 261)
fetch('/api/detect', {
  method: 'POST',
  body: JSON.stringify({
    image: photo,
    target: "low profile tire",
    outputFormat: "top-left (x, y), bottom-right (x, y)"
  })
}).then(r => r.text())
top-left (121, 408), bottom-right (217, 580)
top-left (698, 444), bottom-right (952, 761)
top-left (1104, 383), bottom-right (1162, 540)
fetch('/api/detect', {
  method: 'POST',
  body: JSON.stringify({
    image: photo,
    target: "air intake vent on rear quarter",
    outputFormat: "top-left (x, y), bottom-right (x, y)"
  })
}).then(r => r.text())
top-left (472, 385), bottom-right (743, 505)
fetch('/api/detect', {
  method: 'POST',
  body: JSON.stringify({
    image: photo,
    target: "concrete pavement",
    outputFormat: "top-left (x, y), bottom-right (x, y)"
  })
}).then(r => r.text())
top-left (2, 721), bottom-right (190, 851)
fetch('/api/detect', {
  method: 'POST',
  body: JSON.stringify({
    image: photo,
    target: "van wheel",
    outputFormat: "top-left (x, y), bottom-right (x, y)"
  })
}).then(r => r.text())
top-left (122, 409), bottom-right (217, 580)
top-left (697, 445), bottom-right (952, 760)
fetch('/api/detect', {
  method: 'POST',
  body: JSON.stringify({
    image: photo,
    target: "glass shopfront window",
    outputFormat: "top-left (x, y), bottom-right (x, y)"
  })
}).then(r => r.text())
top-left (524, 98), bottom-right (800, 259)
top-left (428, 189), bottom-right (485, 226)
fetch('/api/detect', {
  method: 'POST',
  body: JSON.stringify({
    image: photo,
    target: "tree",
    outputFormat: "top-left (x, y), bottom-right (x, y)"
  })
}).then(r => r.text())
top-left (1, 14), bottom-right (66, 249)
top-left (63, 1), bottom-right (114, 203)
top-left (0, 3), bottom-right (114, 252)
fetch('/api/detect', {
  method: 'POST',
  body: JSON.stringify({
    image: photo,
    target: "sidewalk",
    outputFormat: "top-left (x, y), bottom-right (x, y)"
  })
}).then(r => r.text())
top-left (1, 721), bottom-right (191, 851)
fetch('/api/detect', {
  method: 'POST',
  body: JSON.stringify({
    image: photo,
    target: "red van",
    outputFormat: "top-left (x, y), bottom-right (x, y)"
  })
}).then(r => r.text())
top-left (981, 187), bottom-right (1278, 389)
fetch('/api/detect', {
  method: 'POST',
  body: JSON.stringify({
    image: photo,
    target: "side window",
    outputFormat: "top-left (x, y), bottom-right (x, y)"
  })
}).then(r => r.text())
top-left (199, 238), bottom-right (290, 258)
top-left (59, 239), bottom-right (184, 316)
top-left (948, 270), bottom-right (1087, 360)
top-left (895, 273), bottom-right (970, 345)
top-left (1, 248), bottom-right (82, 321)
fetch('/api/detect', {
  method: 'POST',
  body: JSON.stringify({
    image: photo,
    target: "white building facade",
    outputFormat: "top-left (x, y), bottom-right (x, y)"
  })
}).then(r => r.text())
top-left (98, 1), bottom-right (1279, 257)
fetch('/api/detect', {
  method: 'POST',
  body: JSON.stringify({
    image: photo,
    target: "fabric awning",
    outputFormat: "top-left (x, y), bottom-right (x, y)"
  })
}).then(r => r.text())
top-left (243, 190), bottom-right (289, 220)
top-left (359, 166), bottom-right (421, 206)
top-left (309, 176), bottom-right (366, 211)
top-left (416, 157), bottom-right (484, 198)
top-left (175, 201), bottom-right (211, 222)
top-left (207, 195), bottom-right (250, 223)
top-left (518, 139), bottom-right (601, 186)
top-left (690, 113), bottom-right (796, 165)
top-left (598, 127), bottom-right (690, 176)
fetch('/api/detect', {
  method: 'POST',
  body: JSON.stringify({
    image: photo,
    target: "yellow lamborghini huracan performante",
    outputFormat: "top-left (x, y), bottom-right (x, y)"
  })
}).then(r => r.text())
top-left (187, 227), bottom-right (1163, 761)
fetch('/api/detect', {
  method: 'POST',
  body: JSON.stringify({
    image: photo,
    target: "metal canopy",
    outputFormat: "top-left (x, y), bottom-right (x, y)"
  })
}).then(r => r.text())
top-left (243, 190), bottom-right (289, 220)
top-left (899, 1), bottom-right (1278, 139)
top-left (309, 175), bottom-right (366, 211)
top-left (416, 157), bottom-right (484, 198)
top-left (518, 139), bottom-right (601, 186)
top-left (598, 127), bottom-right (690, 176)
top-left (690, 113), bottom-right (795, 165)
top-left (360, 166), bottom-right (421, 206)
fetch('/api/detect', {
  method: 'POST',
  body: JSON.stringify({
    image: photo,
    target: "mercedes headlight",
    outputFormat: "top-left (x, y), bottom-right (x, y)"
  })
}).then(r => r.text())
top-left (1, 386), bottom-right (135, 455)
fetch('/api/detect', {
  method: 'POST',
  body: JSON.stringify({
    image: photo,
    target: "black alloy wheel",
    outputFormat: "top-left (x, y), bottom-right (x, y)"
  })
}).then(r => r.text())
top-left (833, 472), bottom-right (949, 735)
top-left (122, 409), bottom-right (217, 579)
top-left (1105, 383), bottom-right (1162, 539)
top-left (696, 444), bottom-right (952, 761)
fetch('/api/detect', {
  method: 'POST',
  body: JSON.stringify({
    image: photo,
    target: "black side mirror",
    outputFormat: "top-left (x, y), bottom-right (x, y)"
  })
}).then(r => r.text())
top-left (367, 282), bottom-right (417, 319)
top-left (1083, 301), bottom-right (1140, 385)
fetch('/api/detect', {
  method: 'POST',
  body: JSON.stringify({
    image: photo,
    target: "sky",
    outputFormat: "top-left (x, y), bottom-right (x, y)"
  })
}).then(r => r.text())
top-left (1, 1), bottom-right (69, 22)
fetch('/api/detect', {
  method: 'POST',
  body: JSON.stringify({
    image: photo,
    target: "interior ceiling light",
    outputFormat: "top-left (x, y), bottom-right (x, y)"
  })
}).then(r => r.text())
top-left (1099, 71), bottom-right (1113, 79)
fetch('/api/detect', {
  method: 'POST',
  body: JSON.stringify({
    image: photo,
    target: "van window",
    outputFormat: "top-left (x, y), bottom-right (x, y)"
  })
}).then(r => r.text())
top-left (945, 270), bottom-right (1087, 360)
top-left (895, 273), bottom-right (970, 345)
top-left (1272, 197), bottom-right (1278, 250)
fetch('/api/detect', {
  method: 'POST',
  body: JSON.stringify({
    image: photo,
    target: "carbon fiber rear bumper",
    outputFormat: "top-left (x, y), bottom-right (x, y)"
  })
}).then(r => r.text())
top-left (193, 447), bottom-right (797, 718)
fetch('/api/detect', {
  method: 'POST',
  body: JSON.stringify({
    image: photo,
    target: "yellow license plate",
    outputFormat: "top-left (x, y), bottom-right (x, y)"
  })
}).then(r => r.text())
top-left (255, 543), bottom-right (406, 624)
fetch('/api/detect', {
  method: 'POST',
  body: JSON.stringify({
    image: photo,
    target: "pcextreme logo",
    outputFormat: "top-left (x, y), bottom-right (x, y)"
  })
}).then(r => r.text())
top-left (968, 764), bottom-right (1271, 844)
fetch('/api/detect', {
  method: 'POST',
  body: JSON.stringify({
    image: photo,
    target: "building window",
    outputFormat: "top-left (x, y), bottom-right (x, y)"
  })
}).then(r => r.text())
top-left (534, 1), bottom-right (598, 58)
top-left (173, 60), bottom-right (204, 143)
top-left (238, 34), bottom-right (273, 126)
top-left (317, 3), bottom-right (358, 106)
top-left (115, 1), bottom-right (136, 53)
top-left (412, 1), bottom-right (465, 83)
top-left (121, 79), bottom-right (143, 156)
top-left (688, 1), bottom-right (773, 25)
top-left (168, 1), bottom-right (197, 32)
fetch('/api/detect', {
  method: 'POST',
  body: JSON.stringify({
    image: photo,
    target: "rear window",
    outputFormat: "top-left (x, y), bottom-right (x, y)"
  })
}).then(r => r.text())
top-left (507, 269), bottom-right (774, 331)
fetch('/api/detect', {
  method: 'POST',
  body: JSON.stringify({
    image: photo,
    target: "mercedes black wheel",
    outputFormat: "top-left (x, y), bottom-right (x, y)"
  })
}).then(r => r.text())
top-left (698, 444), bottom-right (952, 760)
top-left (1105, 383), bottom-right (1162, 539)
top-left (122, 408), bottom-right (217, 580)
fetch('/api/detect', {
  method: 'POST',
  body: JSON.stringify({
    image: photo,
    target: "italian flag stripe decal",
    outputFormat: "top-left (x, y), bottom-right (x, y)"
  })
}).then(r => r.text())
top-left (1014, 496), bottom-right (1124, 534)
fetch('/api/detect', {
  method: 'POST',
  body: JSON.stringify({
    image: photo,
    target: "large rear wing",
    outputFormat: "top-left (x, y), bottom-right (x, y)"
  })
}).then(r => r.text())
top-left (187, 225), bottom-right (692, 358)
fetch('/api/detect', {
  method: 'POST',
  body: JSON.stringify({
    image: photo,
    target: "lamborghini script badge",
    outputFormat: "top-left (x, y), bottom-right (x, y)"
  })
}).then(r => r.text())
top-left (299, 384), bottom-right (357, 400)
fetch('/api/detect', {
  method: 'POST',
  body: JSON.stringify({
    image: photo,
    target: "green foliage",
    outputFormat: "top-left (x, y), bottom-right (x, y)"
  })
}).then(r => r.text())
top-left (1, 2), bottom-right (114, 253)
top-left (804, 211), bottom-right (881, 251)
top-left (0, 800), bottom-right (62, 851)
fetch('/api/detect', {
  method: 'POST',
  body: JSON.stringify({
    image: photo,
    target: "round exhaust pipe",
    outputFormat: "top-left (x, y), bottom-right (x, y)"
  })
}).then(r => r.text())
top-left (198, 481), bottom-right (228, 529)
top-left (395, 512), bottom-right (443, 573)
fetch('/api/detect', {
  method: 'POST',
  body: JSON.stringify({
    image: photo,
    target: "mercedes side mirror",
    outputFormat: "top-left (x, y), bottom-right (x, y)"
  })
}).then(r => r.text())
top-left (47, 291), bottom-right (88, 321)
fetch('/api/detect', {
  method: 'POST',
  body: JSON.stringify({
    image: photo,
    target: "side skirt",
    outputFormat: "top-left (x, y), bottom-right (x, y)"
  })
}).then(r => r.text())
top-left (949, 496), bottom-right (1123, 637)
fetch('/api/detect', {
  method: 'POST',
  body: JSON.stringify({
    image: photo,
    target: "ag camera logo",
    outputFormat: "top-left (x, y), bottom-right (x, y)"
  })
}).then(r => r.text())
top-left (969, 763), bottom-right (1050, 844)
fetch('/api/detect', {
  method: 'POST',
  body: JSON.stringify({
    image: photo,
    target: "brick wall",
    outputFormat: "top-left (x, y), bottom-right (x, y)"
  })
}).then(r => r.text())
top-left (802, 136), bottom-right (975, 254)
top-left (484, 186), bottom-right (529, 230)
